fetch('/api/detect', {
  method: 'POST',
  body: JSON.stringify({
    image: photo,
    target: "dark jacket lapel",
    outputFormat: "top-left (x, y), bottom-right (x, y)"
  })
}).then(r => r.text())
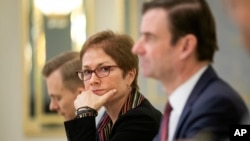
top-left (174, 65), bottom-right (218, 138)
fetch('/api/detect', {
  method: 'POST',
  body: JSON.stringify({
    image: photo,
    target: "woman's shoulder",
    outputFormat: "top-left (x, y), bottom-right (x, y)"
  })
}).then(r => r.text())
top-left (121, 98), bottom-right (162, 120)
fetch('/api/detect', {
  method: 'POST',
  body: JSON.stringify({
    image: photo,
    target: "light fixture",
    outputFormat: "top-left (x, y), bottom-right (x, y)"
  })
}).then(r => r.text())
top-left (34, 0), bottom-right (83, 16)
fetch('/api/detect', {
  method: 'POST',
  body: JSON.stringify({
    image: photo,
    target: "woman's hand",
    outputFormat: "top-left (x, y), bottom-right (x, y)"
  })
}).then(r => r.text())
top-left (74, 89), bottom-right (117, 110)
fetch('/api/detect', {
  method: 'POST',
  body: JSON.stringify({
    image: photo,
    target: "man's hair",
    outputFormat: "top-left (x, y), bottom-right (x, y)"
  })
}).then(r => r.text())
top-left (42, 51), bottom-right (83, 92)
top-left (80, 30), bottom-right (139, 89)
top-left (142, 0), bottom-right (218, 62)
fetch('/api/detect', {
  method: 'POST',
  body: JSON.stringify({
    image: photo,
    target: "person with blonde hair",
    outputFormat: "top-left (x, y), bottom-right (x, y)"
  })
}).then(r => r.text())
top-left (42, 51), bottom-right (105, 123)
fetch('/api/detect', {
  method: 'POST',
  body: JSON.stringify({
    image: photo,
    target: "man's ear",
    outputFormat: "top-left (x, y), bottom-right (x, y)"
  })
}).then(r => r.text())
top-left (179, 34), bottom-right (197, 60)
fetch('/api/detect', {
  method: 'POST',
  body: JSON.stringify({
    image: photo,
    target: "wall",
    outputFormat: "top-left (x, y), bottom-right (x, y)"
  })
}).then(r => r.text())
top-left (0, 0), bottom-right (65, 140)
top-left (209, 1), bottom-right (250, 108)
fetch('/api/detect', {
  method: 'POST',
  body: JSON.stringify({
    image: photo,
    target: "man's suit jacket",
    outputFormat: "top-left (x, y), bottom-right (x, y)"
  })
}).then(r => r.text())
top-left (154, 66), bottom-right (249, 141)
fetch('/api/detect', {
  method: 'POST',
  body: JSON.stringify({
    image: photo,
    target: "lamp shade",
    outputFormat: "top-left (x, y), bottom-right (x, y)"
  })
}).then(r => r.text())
top-left (34, 0), bottom-right (82, 15)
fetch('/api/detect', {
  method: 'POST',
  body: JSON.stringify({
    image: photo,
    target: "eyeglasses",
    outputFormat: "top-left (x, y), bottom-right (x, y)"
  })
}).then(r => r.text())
top-left (76, 65), bottom-right (119, 81)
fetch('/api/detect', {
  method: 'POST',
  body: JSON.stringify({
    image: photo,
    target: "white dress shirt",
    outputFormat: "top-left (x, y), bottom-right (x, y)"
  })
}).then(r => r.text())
top-left (96, 106), bottom-right (105, 126)
top-left (168, 65), bottom-right (208, 141)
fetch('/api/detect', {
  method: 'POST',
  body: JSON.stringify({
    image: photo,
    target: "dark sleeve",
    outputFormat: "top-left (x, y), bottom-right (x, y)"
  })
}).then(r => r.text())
top-left (64, 116), bottom-right (97, 141)
top-left (110, 100), bottom-right (162, 141)
top-left (180, 88), bottom-right (249, 140)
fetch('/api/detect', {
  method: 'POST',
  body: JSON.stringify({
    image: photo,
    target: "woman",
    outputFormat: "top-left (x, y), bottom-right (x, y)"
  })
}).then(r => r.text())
top-left (64, 30), bottom-right (162, 141)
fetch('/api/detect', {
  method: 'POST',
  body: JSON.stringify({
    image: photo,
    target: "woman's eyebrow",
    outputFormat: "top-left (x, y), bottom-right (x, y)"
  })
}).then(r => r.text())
top-left (82, 62), bottom-right (110, 69)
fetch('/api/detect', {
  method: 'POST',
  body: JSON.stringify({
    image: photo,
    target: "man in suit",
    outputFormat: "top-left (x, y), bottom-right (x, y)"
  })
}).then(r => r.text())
top-left (132, 0), bottom-right (249, 141)
top-left (226, 0), bottom-right (250, 53)
top-left (42, 51), bottom-right (105, 123)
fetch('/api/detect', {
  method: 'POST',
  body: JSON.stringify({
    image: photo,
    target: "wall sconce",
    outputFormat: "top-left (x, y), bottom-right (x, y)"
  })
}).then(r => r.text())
top-left (34, 0), bottom-right (83, 30)
top-left (34, 0), bottom-right (82, 16)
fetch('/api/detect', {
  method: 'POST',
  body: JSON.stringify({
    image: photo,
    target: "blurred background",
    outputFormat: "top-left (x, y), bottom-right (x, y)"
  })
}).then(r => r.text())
top-left (0, 0), bottom-right (249, 140)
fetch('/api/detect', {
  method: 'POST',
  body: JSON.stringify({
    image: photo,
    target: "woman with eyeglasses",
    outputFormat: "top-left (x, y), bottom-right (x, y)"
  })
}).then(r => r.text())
top-left (64, 30), bottom-right (162, 141)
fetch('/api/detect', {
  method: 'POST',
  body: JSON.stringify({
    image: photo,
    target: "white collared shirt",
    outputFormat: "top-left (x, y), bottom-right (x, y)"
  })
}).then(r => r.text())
top-left (96, 106), bottom-right (106, 126)
top-left (168, 65), bottom-right (208, 141)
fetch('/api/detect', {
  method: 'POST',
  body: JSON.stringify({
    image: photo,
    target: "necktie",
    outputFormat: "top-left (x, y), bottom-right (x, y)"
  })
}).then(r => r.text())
top-left (161, 102), bottom-right (172, 141)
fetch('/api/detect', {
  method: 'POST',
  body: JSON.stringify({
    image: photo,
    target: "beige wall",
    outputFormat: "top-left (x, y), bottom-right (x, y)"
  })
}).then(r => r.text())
top-left (0, 0), bottom-right (64, 140)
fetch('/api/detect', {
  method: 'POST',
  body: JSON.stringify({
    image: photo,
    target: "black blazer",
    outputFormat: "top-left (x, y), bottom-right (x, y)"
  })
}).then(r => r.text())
top-left (154, 66), bottom-right (250, 141)
top-left (64, 99), bottom-right (162, 141)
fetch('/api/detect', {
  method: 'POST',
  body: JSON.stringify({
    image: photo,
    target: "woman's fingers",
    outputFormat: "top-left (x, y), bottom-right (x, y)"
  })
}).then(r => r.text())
top-left (74, 89), bottom-right (117, 110)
